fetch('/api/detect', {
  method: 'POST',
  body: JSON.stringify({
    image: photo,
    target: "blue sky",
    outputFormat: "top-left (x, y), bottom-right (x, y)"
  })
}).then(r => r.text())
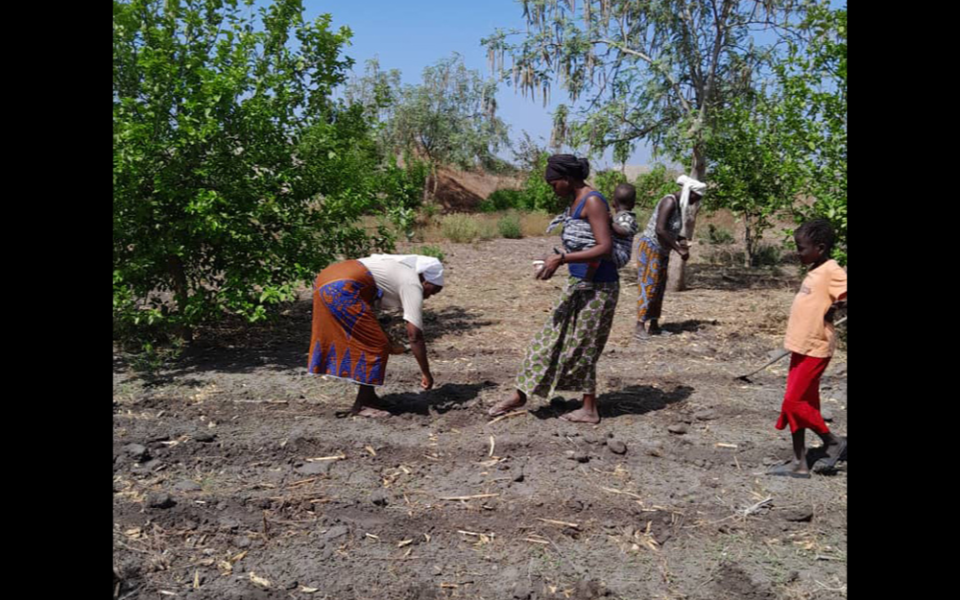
top-left (282, 1), bottom-right (844, 170)
top-left (316, 0), bottom-right (598, 164)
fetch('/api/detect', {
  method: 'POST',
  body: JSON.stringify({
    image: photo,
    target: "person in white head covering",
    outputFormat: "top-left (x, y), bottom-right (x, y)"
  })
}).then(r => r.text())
top-left (634, 175), bottom-right (706, 339)
top-left (367, 254), bottom-right (444, 287)
top-left (307, 254), bottom-right (444, 417)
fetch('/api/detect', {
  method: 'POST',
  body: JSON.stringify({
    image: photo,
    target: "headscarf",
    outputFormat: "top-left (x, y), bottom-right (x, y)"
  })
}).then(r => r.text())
top-left (368, 254), bottom-right (444, 287)
top-left (676, 175), bottom-right (707, 238)
top-left (545, 154), bottom-right (590, 182)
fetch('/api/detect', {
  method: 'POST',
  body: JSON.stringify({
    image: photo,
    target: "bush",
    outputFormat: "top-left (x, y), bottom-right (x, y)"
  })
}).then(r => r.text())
top-left (420, 201), bottom-right (441, 219)
top-left (129, 340), bottom-right (185, 375)
top-left (416, 245), bottom-right (445, 263)
top-left (753, 243), bottom-right (782, 266)
top-left (113, 0), bottom-right (397, 345)
top-left (704, 224), bottom-right (735, 245)
top-left (482, 189), bottom-right (524, 212)
top-left (440, 214), bottom-right (481, 243)
top-left (593, 170), bottom-right (628, 201)
top-left (498, 214), bottom-right (523, 239)
top-left (519, 153), bottom-right (566, 213)
top-left (478, 219), bottom-right (499, 240)
top-left (634, 164), bottom-right (679, 208)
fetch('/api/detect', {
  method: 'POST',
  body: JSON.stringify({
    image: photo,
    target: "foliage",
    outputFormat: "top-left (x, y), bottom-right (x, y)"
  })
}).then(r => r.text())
top-left (633, 164), bottom-right (679, 209)
top-left (592, 170), bottom-right (627, 202)
top-left (113, 0), bottom-right (409, 343)
top-left (779, 3), bottom-right (847, 264)
top-left (480, 189), bottom-right (524, 212)
top-left (385, 54), bottom-right (510, 173)
top-left (498, 213), bottom-right (524, 238)
top-left (416, 245), bottom-right (446, 263)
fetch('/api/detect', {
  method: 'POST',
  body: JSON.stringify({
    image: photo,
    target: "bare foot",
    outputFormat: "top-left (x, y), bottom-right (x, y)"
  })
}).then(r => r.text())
top-left (354, 406), bottom-right (392, 418)
top-left (559, 407), bottom-right (600, 424)
top-left (634, 324), bottom-right (649, 341)
top-left (488, 394), bottom-right (526, 417)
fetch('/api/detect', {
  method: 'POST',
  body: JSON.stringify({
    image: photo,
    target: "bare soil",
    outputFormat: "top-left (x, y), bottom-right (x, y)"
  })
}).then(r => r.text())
top-left (114, 237), bottom-right (847, 600)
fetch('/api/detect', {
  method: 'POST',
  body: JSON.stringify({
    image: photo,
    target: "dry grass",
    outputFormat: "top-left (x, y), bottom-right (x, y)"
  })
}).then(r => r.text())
top-left (415, 213), bottom-right (511, 243)
top-left (361, 206), bottom-right (555, 245)
top-left (362, 206), bottom-right (797, 261)
top-left (519, 211), bottom-right (554, 237)
top-left (437, 214), bottom-right (482, 243)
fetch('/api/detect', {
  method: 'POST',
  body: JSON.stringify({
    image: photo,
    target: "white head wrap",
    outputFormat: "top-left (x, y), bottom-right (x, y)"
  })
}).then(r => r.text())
top-left (369, 254), bottom-right (444, 286)
top-left (676, 175), bottom-right (707, 237)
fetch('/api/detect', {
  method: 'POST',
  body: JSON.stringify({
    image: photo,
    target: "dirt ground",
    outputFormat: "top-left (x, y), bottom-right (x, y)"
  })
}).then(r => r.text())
top-left (113, 236), bottom-right (847, 600)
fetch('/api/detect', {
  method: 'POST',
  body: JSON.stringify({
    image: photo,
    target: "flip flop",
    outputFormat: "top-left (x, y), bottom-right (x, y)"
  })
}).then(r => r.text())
top-left (820, 438), bottom-right (847, 470)
top-left (767, 464), bottom-right (812, 479)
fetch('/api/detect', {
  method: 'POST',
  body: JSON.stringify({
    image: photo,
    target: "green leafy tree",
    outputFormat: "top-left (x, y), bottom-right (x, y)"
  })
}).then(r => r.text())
top-left (520, 152), bottom-right (568, 213)
top-left (592, 169), bottom-right (627, 201)
top-left (484, 0), bottom-right (805, 289)
top-left (343, 57), bottom-right (403, 130)
top-left (706, 3), bottom-right (846, 266)
top-left (780, 3), bottom-right (846, 264)
top-left (114, 0), bottom-right (391, 343)
top-left (706, 96), bottom-right (802, 266)
top-left (633, 164), bottom-right (680, 209)
top-left (385, 54), bottom-right (511, 200)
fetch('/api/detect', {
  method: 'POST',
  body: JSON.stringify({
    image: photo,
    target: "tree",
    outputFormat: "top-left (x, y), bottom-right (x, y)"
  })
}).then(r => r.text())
top-left (592, 169), bottom-right (627, 200)
top-left (385, 54), bottom-right (511, 200)
top-left (484, 0), bottom-right (805, 289)
top-left (522, 152), bottom-right (569, 213)
top-left (705, 95), bottom-right (803, 266)
top-left (344, 58), bottom-right (403, 125)
top-left (634, 164), bottom-right (681, 209)
top-left (706, 2), bottom-right (846, 266)
top-left (778, 3), bottom-right (846, 264)
top-left (113, 0), bottom-right (393, 344)
top-left (343, 58), bottom-right (403, 150)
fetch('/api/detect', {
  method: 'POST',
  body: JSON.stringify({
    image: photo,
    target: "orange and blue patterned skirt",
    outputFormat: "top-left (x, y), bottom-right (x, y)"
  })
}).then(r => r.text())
top-left (308, 260), bottom-right (390, 386)
top-left (636, 236), bottom-right (670, 322)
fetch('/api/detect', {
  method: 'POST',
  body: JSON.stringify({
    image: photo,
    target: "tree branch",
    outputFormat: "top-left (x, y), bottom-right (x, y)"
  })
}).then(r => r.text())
top-left (595, 39), bottom-right (693, 114)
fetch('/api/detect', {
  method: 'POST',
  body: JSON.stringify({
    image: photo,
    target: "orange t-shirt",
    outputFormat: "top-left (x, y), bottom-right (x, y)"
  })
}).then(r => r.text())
top-left (784, 259), bottom-right (847, 357)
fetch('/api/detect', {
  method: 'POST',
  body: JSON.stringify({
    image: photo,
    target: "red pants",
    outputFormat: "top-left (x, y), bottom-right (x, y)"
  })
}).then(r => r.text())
top-left (775, 353), bottom-right (831, 434)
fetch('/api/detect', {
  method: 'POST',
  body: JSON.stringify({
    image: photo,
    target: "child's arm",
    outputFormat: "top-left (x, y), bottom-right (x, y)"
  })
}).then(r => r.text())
top-left (825, 264), bottom-right (848, 322)
top-left (825, 298), bottom-right (847, 322)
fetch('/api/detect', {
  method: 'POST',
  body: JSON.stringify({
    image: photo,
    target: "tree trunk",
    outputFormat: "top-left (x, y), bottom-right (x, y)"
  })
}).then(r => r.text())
top-left (666, 147), bottom-right (706, 292)
top-left (422, 162), bottom-right (439, 204)
top-left (167, 255), bottom-right (193, 342)
top-left (665, 0), bottom-right (731, 292)
top-left (422, 171), bottom-right (431, 204)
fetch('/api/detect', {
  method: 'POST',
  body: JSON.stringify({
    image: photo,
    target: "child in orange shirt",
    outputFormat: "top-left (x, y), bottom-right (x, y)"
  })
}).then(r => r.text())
top-left (769, 219), bottom-right (847, 478)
